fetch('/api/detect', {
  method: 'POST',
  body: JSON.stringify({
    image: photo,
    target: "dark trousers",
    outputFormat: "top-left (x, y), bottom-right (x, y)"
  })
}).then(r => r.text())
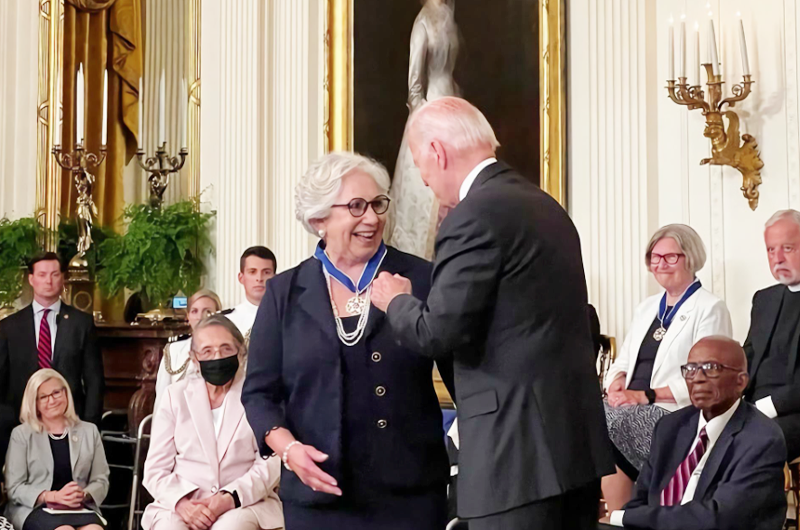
top-left (467, 480), bottom-right (601, 530)
top-left (775, 413), bottom-right (800, 461)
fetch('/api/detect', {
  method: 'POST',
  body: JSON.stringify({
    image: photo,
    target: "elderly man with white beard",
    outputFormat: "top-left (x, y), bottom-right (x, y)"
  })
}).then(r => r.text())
top-left (742, 209), bottom-right (800, 461)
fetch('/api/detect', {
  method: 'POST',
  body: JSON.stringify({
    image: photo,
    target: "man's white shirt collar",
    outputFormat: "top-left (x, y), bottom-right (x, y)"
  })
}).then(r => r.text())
top-left (458, 158), bottom-right (497, 201)
top-left (697, 398), bottom-right (741, 447)
top-left (788, 283), bottom-right (800, 292)
top-left (33, 299), bottom-right (61, 316)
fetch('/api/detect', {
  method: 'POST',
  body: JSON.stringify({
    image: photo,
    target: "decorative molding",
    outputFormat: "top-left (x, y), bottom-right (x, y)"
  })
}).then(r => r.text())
top-left (786, 0), bottom-right (800, 209)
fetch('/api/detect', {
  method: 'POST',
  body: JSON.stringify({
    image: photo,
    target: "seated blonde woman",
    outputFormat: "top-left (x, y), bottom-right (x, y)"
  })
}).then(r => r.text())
top-left (155, 289), bottom-right (222, 411)
top-left (142, 315), bottom-right (283, 530)
top-left (4, 369), bottom-right (110, 530)
top-left (601, 224), bottom-right (733, 513)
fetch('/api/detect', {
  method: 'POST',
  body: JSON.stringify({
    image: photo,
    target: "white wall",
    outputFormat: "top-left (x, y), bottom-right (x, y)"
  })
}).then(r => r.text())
top-left (201, 0), bottom-right (323, 308)
top-left (570, 0), bottom-right (800, 343)
top-left (0, 0), bottom-right (38, 220)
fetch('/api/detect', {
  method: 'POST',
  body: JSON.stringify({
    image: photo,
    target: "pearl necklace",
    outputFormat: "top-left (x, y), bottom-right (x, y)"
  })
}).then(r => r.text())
top-left (48, 428), bottom-right (69, 441)
top-left (326, 274), bottom-right (371, 346)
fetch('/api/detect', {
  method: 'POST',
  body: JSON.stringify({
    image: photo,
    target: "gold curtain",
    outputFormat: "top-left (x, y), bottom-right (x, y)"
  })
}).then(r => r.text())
top-left (60, 0), bottom-right (142, 233)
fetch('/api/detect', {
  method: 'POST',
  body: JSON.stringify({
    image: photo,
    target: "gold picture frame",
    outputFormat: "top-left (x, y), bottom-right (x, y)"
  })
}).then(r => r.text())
top-left (324, 0), bottom-right (567, 206)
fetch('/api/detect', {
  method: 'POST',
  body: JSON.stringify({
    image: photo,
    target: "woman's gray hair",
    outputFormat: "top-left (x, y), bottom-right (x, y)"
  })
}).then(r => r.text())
top-left (765, 209), bottom-right (800, 231)
top-left (295, 152), bottom-right (391, 236)
top-left (645, 224), bottom-right (707, 275)
top-left (191, 314), bottom-right (248, 363)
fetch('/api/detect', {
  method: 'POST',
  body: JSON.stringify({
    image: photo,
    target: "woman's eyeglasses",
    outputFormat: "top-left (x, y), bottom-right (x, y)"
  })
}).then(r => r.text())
top-left (331, 195), bottom-right (391, 217)
top-left (192, 344), bottom-right (239, 360)
top-left (37, 387), bottom-right (66, 403)
top-left (648, 252), bottom-right (685, 265)
top-left (681, 362), bottom-right (741, 380)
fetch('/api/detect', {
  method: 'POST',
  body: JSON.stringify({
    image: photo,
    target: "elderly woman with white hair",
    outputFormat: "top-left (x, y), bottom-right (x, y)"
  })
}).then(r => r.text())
top-left (242, 152), bottom-right (451, 530)
top-left (142, 315), bottom-right (283, 530)
top-left (601, 224), bottom-right (733, 512)
top-left (4, 369), bottom-right (109, 530)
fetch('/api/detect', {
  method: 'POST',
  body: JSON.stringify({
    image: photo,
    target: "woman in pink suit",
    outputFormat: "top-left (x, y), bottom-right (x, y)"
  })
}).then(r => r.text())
top-left (142, 315), bottom-right (283, 530)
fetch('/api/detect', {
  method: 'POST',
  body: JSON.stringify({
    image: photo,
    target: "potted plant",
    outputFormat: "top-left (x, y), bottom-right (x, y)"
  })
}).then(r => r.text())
top-left (96, 199), bottom-right (215, 315)
top-left (0, 217), bottom-right (44, 318)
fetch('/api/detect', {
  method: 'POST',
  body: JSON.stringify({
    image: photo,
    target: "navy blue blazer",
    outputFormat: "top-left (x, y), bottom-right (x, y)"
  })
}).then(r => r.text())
top-left (242, 246), bottom-right (450, 506)
top-left (623, 401), bottom-right (786, 530)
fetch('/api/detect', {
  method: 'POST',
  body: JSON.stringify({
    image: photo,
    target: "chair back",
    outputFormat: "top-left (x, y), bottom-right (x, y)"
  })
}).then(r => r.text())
top-left (597, 335), bottom-right (616, 395)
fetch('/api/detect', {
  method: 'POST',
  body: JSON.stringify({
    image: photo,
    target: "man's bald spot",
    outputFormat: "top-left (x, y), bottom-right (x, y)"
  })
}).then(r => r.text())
top-left (688, 336), bottom-right (747, 371)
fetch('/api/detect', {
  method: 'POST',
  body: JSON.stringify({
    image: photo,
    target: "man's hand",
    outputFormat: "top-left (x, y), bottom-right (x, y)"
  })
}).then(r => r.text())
top-left (176, 497), bottom-right (217, 530)
top-left (372, 272), bottom-right (412, 312)
top-left (197, 492), bottom-right (235, 518)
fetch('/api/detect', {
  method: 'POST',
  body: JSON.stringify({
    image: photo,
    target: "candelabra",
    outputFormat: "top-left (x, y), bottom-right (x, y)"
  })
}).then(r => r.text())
top-left (666, 66), bottom-right (764, 210)
top-left (52, 142), bottom-right (105, 313)
top-left (135, 142), bottom-right (188, 209)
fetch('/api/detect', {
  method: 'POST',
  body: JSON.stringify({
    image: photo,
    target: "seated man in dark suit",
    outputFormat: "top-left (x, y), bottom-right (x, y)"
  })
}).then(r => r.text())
top-left (743, 209), bottom-right (800, 460)
top-left (0, 252), bottom-right (104, 426)
top-left (607, 336), bottom-right (786, 530)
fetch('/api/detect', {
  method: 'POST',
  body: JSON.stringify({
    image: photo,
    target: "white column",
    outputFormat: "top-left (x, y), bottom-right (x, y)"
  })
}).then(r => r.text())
top-left (569, 0), bottom-right (660, 344)
top-left (0, 0), bottom-right (38, 220)
top-left (201, 0), bottom-right (322, 308)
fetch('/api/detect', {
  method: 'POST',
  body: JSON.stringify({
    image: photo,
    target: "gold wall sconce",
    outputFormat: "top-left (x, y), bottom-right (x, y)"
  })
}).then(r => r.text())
top-left (666, 16), bottom-right (763, 210)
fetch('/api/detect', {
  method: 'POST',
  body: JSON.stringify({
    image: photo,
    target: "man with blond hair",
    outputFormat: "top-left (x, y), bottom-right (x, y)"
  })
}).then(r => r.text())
top-left (372, 97), bottom-right (613, 529)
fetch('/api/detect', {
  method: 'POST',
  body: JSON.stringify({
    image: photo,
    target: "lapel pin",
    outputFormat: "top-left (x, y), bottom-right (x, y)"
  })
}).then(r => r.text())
top-left (680, 315), bottom-right (687, 321)
top-left (63, 314), bottom-right (69, 320)
top-left (72, 435), bottom-right (78, 442)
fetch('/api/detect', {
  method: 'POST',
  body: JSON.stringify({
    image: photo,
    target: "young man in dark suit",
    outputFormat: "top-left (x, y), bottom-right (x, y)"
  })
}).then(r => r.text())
top-left (607, 336), bottom-right (786, 530)
top-left (0, 252), bottom-right (104, 425)
top-left (372, 97), bottom-right (614, 530)
top-left (743, 209), bottom-right (800, 460)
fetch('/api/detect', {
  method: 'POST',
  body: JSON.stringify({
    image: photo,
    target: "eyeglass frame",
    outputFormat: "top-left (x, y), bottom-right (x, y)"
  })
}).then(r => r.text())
top-left (680, 362), bottom-right (742, 380)
top-left (37, 387), bottom-right (66, 403)
top-left (330, 195), bottom-right (391, 218)
top-left (648, 252), bottom-right (685, 265)
top-left (191, 343), bottom-right (241, 361)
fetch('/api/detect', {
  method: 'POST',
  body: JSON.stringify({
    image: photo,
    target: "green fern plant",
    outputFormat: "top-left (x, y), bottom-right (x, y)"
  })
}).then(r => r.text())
top-left (0, 217), bottom-right (44, 307)
top-left (96, 200), bottom-right (215, 306)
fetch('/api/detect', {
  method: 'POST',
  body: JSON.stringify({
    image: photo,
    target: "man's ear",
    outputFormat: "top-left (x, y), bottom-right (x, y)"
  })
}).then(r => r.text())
top-left (431, 140), bottom-right (448, 170)
top-left (737, 372), bottom-right (750, 393)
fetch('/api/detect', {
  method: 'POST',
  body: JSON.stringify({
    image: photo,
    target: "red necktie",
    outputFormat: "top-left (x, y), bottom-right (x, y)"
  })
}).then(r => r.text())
top-left (38, 309), bottom-right (53, 369)
top-left (661, 426), bottom-right (708, 506)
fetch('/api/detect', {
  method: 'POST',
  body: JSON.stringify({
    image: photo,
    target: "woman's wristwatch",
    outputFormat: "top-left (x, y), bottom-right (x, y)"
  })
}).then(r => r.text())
top-left (644, 389), bottom-right (656, 404)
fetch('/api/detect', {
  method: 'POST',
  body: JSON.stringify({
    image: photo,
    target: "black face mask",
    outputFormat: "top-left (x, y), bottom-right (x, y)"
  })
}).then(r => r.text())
top-left (198, 356), bottom-right (239, 386)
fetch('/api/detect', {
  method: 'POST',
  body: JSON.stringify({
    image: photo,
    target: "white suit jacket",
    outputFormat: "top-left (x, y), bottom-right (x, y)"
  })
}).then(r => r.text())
top-left (603, 287), bottom-right (732, 411)
top-left (142, 372), bottom-right (283, 530)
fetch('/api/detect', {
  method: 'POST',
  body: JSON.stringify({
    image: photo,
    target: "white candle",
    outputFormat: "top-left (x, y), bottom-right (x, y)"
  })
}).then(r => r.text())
top-left (101, 70), bottom-right (108, 145)
top-left (679, 17), bottom-right (686, 78)
top-left (738, 15), bottom-right (750, 76)
top-left (137, 78), bottom-right (143, 147)
top-left (54, 71), bottom-right (61, 145)
top-left (158, 70), bottom-right (166, 145)
top-left (668, 19), bottom-right (675, 80)
top-left (76, 65), bottom-right (85, 143)
top-left (695, 22), bottom-right (701, 84)
top-left (708, 17), bottom-right (720, 76)
top-left (180, 79), bottom-right (187, 148)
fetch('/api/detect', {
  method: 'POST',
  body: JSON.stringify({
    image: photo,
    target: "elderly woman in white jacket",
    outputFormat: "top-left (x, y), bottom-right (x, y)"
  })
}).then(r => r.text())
top-left (601, 224), bottom-right (733, 513)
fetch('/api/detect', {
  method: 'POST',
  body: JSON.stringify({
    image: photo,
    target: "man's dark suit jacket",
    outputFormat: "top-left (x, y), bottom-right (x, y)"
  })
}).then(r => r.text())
top-left (622, 402), bottom-right (786, 530)
top-left (386, 161), bottom-right (614, 519)
top-left (743, 284), bottom-right (800, 413)
top-left (242, 247), bottom-right (451, 507)
top-left (0, 303), bottom-right (104, 424)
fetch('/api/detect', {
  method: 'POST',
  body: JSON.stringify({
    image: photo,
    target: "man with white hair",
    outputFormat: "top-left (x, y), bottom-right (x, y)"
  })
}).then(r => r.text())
top-left (372, 97), bottom-right (614, 530)
top-left (743, 208), bottom-right (800, 460)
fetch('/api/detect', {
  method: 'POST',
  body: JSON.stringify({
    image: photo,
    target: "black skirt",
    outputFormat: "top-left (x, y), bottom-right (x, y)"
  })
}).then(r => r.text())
top-left (22, 506), bottom-right (105, 530)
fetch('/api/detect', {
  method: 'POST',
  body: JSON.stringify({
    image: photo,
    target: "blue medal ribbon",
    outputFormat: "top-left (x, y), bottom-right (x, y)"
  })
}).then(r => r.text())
top-left (314, 241), bottom-right (388, 294)
top-left (658, 279), bottom-right (702, 330)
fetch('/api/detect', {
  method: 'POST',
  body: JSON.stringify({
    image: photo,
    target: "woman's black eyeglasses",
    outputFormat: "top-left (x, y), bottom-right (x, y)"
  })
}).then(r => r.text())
top-left (681, 362), bottom-right (741, 380)
top-left (331, 195), bottom-right (391, 217)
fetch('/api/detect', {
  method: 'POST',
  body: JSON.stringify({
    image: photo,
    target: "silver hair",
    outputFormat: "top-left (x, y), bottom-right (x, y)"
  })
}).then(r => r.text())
top-left (191, 314), bottom-right (247, 359)
top-left (295, 152), bottom-right (391, 236)
top-left (645, 224), bottom-right (707, 275)
top-left (407, 97), bottom-right (500, 153)
top-left (765, 209), bottom-right (800, 232)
